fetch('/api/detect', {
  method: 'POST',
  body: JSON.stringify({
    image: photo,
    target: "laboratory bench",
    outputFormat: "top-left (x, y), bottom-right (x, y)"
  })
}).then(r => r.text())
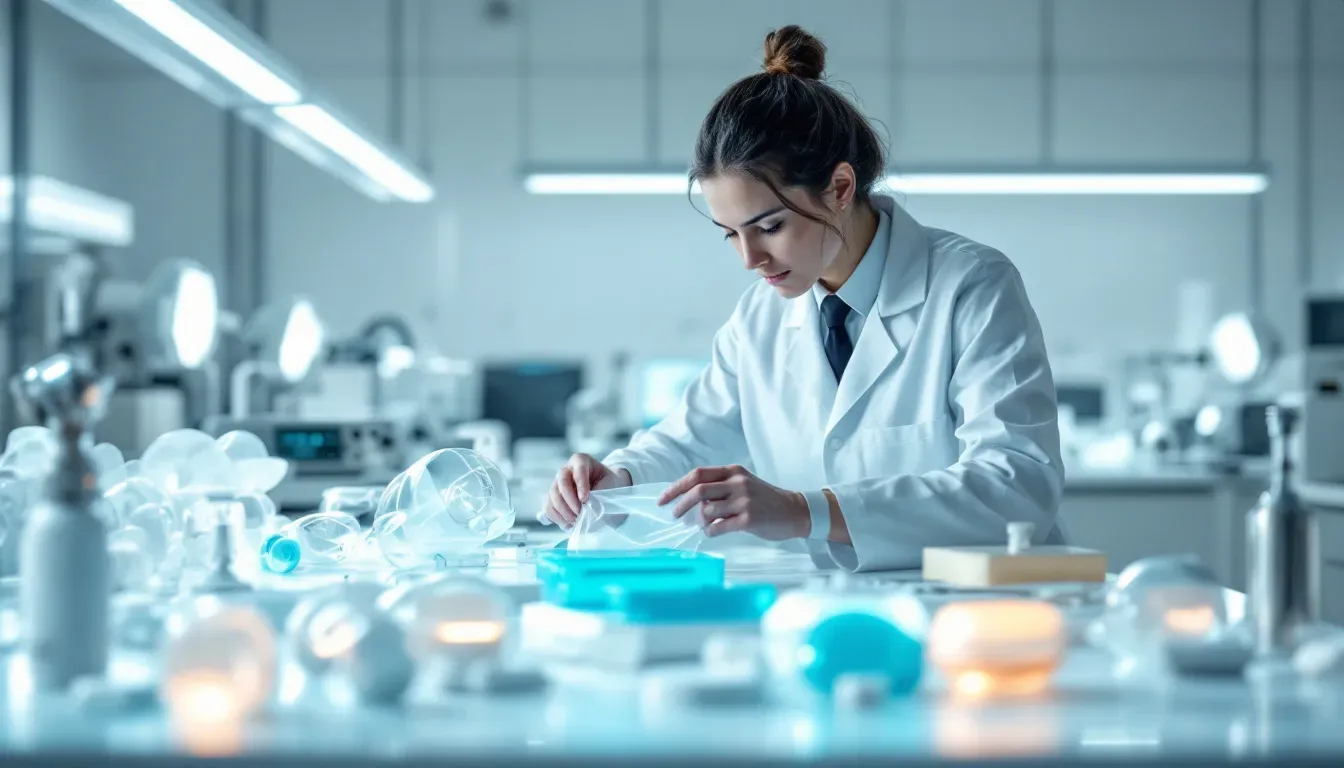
top-left (2, 551), bottom-right (1344, 767)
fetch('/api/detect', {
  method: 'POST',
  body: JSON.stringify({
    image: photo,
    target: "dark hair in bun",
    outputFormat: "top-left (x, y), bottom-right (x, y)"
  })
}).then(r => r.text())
top-left (762, 25), bottom-right (826, 79)
top-left (690, 25), bottom-right (886, 233)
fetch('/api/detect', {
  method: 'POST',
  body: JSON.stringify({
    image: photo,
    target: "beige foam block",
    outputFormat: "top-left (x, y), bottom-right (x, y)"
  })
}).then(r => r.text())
top-left (922, 545), bottom-right (1108, 587)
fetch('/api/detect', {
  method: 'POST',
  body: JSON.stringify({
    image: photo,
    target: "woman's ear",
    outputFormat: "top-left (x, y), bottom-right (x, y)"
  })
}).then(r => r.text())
top-left (828, 162), bottom-right (858, 212)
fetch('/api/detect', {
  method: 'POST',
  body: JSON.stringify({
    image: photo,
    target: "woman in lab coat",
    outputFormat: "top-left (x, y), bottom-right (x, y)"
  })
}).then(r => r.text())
top-left (542, 25), bottom-right (1065, 572)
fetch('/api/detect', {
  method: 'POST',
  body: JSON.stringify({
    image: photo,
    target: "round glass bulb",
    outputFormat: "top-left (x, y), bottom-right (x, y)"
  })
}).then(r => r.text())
top-left (161, 605), bottom-right (277, 722)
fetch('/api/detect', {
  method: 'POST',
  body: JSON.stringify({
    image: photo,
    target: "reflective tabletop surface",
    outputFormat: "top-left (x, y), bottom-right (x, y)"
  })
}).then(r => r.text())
top-left (1, 540), bottom-right (1342, 766)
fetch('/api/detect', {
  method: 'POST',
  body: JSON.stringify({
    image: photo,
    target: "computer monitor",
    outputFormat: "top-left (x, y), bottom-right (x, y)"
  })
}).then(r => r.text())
top-left (1056, 383), bottom-right (1105, 423)
top-left (483, 362), bottom-right (584, 441)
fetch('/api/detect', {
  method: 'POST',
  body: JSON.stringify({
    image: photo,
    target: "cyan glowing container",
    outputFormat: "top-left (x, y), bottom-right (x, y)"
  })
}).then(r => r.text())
top-left (260, 534), bottom-right (301, 574)
top-left (799, 612), bottom-right (924, 696)
top-left (535, 549), bottom-right (724, 608)
top-left (604, 583), bottom-right (777, 624)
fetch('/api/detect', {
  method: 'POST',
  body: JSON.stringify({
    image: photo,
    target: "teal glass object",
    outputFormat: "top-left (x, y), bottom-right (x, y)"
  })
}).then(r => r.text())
top-left (605, 583), bottom-right (777, 624)
top-left (536, 549), bottom-right (724, 608)
top-left (800, 612), bottom-right (923, 696)
top-left (261, 534), bottom-right (302, 574)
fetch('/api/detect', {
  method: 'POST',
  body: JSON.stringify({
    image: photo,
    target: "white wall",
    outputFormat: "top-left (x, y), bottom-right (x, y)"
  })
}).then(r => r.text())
top-left (69, 0), bottom-right (1344, 380)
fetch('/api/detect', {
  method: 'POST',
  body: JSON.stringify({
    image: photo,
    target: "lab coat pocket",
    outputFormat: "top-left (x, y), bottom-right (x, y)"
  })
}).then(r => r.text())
top-left (853, 414), bottom-right (953, 477)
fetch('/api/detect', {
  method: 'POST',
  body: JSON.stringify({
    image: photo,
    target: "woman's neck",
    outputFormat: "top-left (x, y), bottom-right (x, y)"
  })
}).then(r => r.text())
top-left (818, 201), bottom-right (879, 293)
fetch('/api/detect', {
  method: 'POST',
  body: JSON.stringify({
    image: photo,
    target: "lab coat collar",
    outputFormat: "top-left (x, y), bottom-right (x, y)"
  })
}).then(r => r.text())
top-left (809, 206), bottom-right (890, 319)
top-left (783, 195), bottom-right (928, 327)
top-left (870, 194), bottom-right (930, 319)
top-left (783, 194), bottom-right (931, 433)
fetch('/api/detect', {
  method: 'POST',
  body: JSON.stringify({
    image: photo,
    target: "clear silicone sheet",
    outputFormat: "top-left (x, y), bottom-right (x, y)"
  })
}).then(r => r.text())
top-left (566, 483), bottom-right (786, 563)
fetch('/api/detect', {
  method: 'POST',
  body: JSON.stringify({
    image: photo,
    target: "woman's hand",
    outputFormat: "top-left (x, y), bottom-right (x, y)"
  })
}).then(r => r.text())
top-left (659, 465), bottom-right (808, 541)
top-left (543, 453), bottom-right (631, 528)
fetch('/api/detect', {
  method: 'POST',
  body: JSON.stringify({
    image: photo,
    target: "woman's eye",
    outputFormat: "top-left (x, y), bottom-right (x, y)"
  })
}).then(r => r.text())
top-left (760, 222), bottom-right (783, 235)
top-left (722, 231), bottom-right (738, 241)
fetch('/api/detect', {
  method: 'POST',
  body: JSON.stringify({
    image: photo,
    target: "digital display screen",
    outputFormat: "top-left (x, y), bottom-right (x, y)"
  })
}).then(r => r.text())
top-left (1308, 298), bottom-right (1344, 347)
top-left (275, 427), bottom-right (342, 461)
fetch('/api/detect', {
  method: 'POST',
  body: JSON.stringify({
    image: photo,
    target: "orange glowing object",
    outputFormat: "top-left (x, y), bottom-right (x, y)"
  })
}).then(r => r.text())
top-left (163, 671), bottom-right (245, 757)
top-left (1161, 604), bottom-right (1217, 637)
top-left (928, 600), bottom-right (1066, 701)
top-left (434, 619), bottom-right (505, 646)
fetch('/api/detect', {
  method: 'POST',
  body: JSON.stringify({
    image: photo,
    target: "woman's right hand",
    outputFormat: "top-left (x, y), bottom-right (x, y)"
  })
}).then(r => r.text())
top-left (543, 453), bottom-right (631, 528)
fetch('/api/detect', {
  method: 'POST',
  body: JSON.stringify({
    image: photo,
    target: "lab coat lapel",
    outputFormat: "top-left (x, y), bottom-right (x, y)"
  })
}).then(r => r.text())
top-left (783, 294), bottom-right (838, 414)
top-left (825, 197), bottom-right (930, 435)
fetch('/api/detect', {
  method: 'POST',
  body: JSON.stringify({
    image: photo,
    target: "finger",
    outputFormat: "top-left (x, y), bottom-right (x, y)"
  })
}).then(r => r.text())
top-left (548, 485), bottom-right (576, 526)
top-left (541, 496), bottom-right (566, 527)
top-left (672, 481), bottom-right (733, 520)
top-left (698, 495), bottom-right (740, 524)
top-left (705, 514), bottom-right (749, 537)
top-left (659, 466), bottom-right (733, 506)
top-left (556, 467), bottom-right (582, 517)
top-left (569, 454), bottom-right (593, 503)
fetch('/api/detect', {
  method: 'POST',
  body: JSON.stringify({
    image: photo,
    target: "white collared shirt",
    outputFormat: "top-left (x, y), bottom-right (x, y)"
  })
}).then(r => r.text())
top-left (810, 206), bottom-right (892, 347)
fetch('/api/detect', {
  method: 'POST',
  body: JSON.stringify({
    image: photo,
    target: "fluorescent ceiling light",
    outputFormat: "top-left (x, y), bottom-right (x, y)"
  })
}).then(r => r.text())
top-left (274, 105), bottom-right (435, 203)
top-left (523, 170), bottom-right (1268, 196)
top-left (525, 173), bottom-right (697, 196)
top-left (44, 0), bottom-right (434, 203)
top-left (882, 172), bottom-right (1269, 195)
top-left (112, 0), bottom-right (300, 105)
top-left (0, 176), bottom-right (135, 247)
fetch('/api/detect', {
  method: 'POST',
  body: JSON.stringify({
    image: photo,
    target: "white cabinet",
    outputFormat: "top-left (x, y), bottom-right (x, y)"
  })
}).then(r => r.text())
top-left (1060, 487), bottom-right (1233, 584)
top-left (1317, 511), bottom-right (1344, 626)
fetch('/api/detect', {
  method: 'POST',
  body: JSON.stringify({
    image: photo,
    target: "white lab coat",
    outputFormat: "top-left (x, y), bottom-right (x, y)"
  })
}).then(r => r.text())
top-left (604, 195), bottom-right (1065, 572)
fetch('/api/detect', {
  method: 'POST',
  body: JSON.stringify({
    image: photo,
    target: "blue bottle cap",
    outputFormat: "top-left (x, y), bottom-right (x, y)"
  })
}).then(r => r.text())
top-left (261, 534), bottom-right (301, 574)
top-left (800, 612), bottom-right (923, 696)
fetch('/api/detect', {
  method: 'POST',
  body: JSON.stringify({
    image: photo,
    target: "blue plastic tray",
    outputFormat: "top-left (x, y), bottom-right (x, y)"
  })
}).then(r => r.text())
top-left (603, 582), bottom-right (778, 624)
top-left (536, 549), bottom-right (725, 608)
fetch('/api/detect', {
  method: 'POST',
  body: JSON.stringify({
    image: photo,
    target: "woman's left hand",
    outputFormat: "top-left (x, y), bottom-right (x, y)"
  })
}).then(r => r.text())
top-left (659, 465), bottom-right (808, 541)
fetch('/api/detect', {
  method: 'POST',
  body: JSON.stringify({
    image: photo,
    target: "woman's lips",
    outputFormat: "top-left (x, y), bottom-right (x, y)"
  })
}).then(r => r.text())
top-left (765, 270), bottom-right (791, 285)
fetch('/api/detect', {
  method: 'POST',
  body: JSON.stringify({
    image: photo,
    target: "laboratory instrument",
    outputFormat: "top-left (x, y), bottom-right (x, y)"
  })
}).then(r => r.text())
top-left (922, 521), bottom-right (1106, 587)
top-left (202, 416), bottom-right (410, 512)
top-left (927, 600), bottom-right (1066, 700)
top-left (1302, 294), bottom-right (1344, 484)
top-left (12, 256), bottom-right (122, 689)
top-left (231, 296), bottom-right (326, 417)
top-left (1246, 406), bottom-right (1320, 658)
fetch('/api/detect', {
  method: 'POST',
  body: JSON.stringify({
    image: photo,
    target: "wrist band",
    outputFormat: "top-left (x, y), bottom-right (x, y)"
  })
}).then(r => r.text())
top-left (801, 489), bottom-right (831, 541)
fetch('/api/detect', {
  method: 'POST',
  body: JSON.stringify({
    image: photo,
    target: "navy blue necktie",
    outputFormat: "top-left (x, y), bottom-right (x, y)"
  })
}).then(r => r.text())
top-left (821, 294), bottom-right (854, 382)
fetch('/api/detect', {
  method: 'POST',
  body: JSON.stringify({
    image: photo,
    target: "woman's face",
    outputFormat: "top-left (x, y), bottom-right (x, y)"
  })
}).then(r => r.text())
top-left (700, 174), bottom-right (843, 299)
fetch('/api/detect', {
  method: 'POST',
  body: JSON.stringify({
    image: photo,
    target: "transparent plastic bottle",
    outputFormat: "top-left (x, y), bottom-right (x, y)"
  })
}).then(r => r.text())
top-left (260, 511), bottom-right (361, 574)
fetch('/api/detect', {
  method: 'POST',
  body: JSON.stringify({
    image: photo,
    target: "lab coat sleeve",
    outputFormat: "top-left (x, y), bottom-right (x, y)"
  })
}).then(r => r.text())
top-left (827, 259), bottom-right (1065, 572)
top-left (601, 319), bottom-right (751, 485)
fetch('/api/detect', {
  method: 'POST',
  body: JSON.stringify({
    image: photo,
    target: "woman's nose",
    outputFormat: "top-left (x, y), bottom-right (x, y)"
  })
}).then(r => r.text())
top-left (741, 240), bottom-right (769, 271)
